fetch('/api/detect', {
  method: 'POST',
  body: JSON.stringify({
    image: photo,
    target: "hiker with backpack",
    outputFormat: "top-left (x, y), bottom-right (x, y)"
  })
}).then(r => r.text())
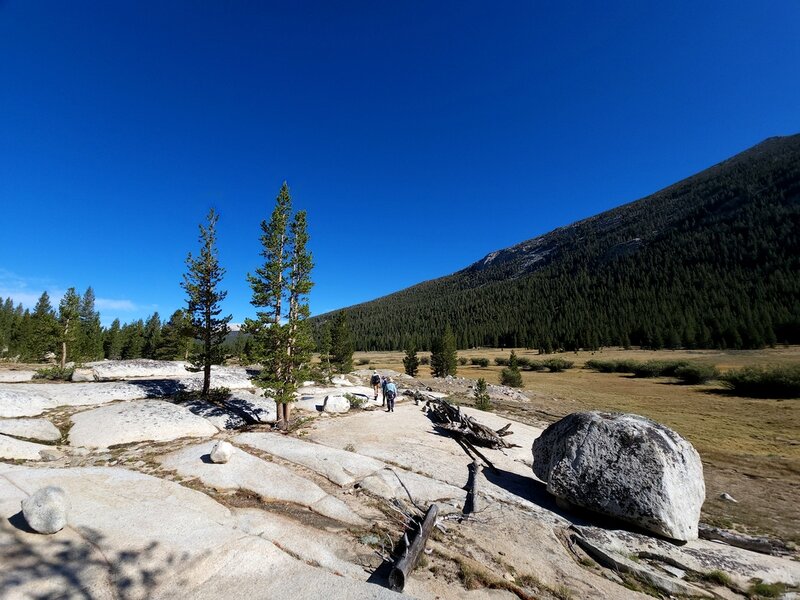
top-left (370, 370), bottom-right (381, 402)
top-left (381, 375), bottom-right (389, 407)
top-left (385, 378), bottom-right (397, 412)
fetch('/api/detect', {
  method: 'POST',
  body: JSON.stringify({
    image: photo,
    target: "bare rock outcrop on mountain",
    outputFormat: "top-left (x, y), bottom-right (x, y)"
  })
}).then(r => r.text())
top-left (532, 411), bottom-right (705, 541)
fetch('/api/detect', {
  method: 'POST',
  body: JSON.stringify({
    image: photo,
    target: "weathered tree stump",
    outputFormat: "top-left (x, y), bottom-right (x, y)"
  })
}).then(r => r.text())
top-left (389, 504), bottom-right (439, 592)
top-left (463, 459), bottom-right (482, 518)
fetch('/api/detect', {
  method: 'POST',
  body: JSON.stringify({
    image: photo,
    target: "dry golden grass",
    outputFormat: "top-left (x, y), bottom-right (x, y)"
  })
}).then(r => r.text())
top-left (355, 346), bottom-right (800, 541)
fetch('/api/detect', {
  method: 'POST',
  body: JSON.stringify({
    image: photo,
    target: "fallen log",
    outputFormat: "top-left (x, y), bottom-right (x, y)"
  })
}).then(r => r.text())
top-left (389, 504), bottom-right (439, 592)
top-left (571, 533), bottom-right (714, 598)
top-left (698, 523), bottom-right (795, 556)
top-left (427, 398), bottom-right (519, 449)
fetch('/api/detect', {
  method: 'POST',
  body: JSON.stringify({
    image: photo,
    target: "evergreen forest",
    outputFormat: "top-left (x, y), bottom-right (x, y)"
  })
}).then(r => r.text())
top-left (0, 289), bottom-right (225, 364)
top-left (311, 135), bottom-right (800, 352)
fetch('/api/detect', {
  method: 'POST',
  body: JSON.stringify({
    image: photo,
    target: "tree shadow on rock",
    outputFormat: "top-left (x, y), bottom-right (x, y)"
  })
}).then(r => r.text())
top-left (2, 517), bottom-right (194, 600)
top-left (366, 557), bottom-right (395, 588)
top-left (128, 378), bottom-right (186, 398)
top-left (182, 394), bottom-right (268, 429)
top-left (482, 467), bottom-right (581, 522)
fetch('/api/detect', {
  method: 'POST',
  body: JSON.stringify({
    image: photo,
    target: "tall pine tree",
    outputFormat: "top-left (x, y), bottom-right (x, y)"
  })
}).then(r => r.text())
top-left (27, 292), bottom-right (58, 361)
top-left (142, 312), bottom-right (162, 359)
top-left (430, 324), bottom-right (457, 377)
top-left (79, 287), bottom-right (103, 360)
top-left (58, 288), bottom-right (81, 368)
top-left (329, 312), bottom-right (353, 374)
top-left (403, 343), bottom-right (419, 377)
top-left (245, 183), bottom-right (314, 429)
top-left (157, 310), bottom-right (193, 360)
top-left (182, 208), bottom-right (231, 396)
top-left (104, 319), bottom-right (123, 359)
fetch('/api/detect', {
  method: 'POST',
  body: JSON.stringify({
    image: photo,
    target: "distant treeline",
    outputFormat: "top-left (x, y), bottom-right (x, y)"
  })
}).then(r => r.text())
top-left (0, 287), bottom-right (238, 363)
top-left (312, 135), bottom-right (800, 352)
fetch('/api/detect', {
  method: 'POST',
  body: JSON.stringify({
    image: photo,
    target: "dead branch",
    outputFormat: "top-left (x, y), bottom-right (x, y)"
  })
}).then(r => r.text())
top-left (698, 523), bottom-right (795, 556)
top-left (427, 397), bottom-right (520, 449)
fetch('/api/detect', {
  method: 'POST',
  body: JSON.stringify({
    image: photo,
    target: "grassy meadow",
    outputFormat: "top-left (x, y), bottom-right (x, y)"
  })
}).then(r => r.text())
top-left (354, 346), bottom-right (800, 542)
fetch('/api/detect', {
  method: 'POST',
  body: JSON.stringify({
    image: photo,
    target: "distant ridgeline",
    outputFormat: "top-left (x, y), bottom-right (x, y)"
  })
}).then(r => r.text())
top-left (312, 134), bottom-right (800, 351)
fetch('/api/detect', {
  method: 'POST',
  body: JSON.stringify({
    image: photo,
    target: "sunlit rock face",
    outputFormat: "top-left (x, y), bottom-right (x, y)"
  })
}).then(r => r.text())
top-left (532, 411), bottom-right (705, 541)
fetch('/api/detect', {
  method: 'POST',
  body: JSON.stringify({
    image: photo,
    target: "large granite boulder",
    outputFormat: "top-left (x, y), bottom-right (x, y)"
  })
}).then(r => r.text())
top-left (322, 394), bottom-right (351, 413)
top-left (0, 370), bottom-right (36, 383)
top-left (69, 400), bottom-right (218, 448)
top-left (70, 368), bottom-right (95, 382)
top-left (210, 440), bottom-right (234, 463)
top-left (86, 359), bottom-right (190, 380)
top-left (532, 412), bottom-right (705, 541)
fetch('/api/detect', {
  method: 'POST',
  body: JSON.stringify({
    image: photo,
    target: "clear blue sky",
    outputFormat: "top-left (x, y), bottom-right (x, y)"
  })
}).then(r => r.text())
top-left (1, 1), bottom-right (798, 326)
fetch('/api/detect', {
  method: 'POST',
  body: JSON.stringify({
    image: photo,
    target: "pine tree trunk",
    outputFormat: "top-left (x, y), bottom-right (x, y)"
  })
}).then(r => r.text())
top-left (203, 311), bottom-right (211, 396)
top-left (61, 318), bottom-right (69, 369)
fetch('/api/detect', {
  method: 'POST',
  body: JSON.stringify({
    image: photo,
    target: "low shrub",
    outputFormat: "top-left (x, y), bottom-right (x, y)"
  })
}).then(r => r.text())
top-left (473, 378), bottom-right (492, 411)
top-left (585, 359), bottom-right (642, 373)
top-left (34, 366), bottom-right (74, 381)
top-left (470, 357), bottom-right (489, 367)
top-left (523, 361), bottom-right (547, 371)
top-left (516, 357), bottom-right (532, 368)
top-left (674, 363), bottom-right (719, 384)
top-left (748, 580), bottom-right (787, 598)
top-left (174, 386), bottom-right (231, 403)
top-left (700, 570), bottom-right (732, 587)
top-left (541, 358), bottom-right (574, 372)
top-left (345, 393), bottom-right (368, 409)
top-left (585, 359), bottom-right (620, 373)
top-left (458, 357), bottom-right (468, 366)
top-left (615, 359), bottom-right (642, 373)
top-left (419, 356), bottom-right (430, 365)
top-left (632, 360), bottom-right (689, 378)
top-left (494, 357), bottom-right (509, 366)
top-left (501, 366), bottom-right (523, 387)
top-left (720, 364), bottom-right (800, 398)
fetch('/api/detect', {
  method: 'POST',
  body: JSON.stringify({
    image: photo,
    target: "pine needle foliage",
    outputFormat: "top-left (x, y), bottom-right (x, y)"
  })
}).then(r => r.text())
top-left (501, 350), bottom-right (523, 387)
top-left (244, 183), bottom-right (314, 426)
top-left (430, 324), bottom-right (457, 377)
top-left (329, 311), bottom-right (353, 374)
top-left (58, 288), bottom-right (81, 369)
top-left (182, 208), bottom-right (232, 396)
top-left (474, 377), bottom-right (492, 411)
top-left (403, 343), bottom-right (420, 376)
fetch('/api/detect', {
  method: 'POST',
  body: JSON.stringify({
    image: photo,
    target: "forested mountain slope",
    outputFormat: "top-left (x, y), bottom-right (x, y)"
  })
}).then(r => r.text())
top-left (314, 134), bottom-right (800, 351)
